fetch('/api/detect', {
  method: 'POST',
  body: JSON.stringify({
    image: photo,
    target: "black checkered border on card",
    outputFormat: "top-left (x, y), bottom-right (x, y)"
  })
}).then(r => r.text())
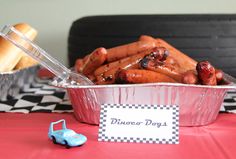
top-left (98, 104), bottom-right (179, 144)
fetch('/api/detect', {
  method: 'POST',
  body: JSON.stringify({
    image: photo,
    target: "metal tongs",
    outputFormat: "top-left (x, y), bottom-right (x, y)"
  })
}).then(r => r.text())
top-left (0, 25), bottom-right (93, 85)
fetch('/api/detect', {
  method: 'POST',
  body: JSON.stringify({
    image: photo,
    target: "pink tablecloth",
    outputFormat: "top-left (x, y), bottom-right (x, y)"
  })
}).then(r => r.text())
top-left (0, 113), bottom-right (236, 159)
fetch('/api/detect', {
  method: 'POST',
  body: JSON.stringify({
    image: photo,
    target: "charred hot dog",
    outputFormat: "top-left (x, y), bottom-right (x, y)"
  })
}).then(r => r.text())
top-left (196, 61), bottom-right (217, 85)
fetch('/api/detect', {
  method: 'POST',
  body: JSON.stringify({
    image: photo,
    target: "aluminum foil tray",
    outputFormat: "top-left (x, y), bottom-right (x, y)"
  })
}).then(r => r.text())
top-left (0, 65), bottom-right (39, 100)
top-left (52, 75), bottom-right (236, 126)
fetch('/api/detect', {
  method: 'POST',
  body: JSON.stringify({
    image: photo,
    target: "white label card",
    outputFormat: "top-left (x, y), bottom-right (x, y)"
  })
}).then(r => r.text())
top-left (98, 104), bottom-right (179, 144)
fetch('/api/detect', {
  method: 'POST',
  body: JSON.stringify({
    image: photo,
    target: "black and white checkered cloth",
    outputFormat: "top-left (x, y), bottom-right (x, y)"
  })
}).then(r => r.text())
top-left (0, 78), bottom-right (73, 113)
top-left (0, 78), bottom-right (236, 114)
top-left (221, 90), bottom-right (236, 113)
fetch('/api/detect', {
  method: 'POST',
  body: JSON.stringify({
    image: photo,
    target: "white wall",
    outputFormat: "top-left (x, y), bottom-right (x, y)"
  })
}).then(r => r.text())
top-left (1, 0), bottom-right (236, 65)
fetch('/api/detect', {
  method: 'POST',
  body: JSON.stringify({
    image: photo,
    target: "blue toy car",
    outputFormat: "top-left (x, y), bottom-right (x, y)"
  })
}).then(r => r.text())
top-left (48, 119), bottom-right (87, 148)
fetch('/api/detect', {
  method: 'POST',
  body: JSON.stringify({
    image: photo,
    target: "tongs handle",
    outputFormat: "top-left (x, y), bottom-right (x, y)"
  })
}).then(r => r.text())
top-left (0, 25), bottom-right (71, 80)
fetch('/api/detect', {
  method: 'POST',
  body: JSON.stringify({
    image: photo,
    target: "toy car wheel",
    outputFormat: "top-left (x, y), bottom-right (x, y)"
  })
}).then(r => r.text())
top-left (52, 136), bottom-right (57, 144)
top-left (64, 140), bottom-right (71, 149)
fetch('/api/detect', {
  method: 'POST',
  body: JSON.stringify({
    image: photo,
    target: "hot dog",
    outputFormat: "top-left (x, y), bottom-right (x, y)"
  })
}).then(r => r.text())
top-left (106, 40), bottom-right (156, 62)
top-left (81, 47), bottom-right (107, 75)
top-left (75, 58), bottom-right (84, 73)
top-left (141, 47), bottom-right (169, 62)
top-left (139, 56), bottom-right (183, 82)
top-left (165, 56), bottom-right (181, 68)
top-left (94, 55), bottom-right (130, 76)
top-left (139, 35), bottom-right (156, 42)
top-left (139, 35), bottom-right (197, 71)
top-left (115, 69), bottom-right (177, 84)
top-left (155, 38), bottom-right (197, 72)
top-left (95, 74), bottom-right (113, 85)
top-left (99, 47), bottom-right (169, 84)
top-left (96, 56), bottom-right (140, 84)
top-left (87, 74), bottom-right (96, 82)
top-left (196, 61), bottom-right (217, 85)
top-left (182, 70), bottom-right (198, 84)
top-left (83, 54), bottom-right (90, 63)
top-left (215, 69), bottom-right (224, 84)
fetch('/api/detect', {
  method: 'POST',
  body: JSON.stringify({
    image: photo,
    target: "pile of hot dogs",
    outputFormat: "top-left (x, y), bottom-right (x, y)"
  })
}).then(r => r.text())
top-left (75, 35), bottom-right (225, 85)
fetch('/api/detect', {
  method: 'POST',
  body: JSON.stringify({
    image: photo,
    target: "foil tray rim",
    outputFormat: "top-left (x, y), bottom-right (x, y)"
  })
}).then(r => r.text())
top-left (51, 80), bottom-right (236, 90)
